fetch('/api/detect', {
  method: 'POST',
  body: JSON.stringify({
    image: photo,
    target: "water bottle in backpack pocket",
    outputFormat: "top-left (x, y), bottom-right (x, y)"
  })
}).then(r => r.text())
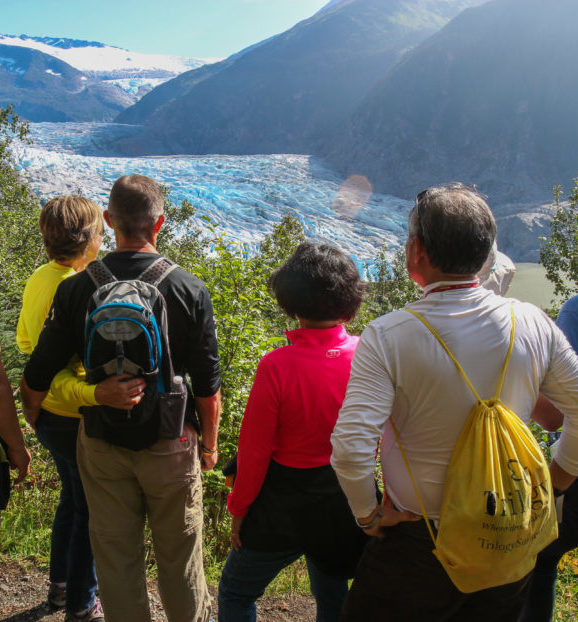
top-left (82, 257), bottom-right (189, 450)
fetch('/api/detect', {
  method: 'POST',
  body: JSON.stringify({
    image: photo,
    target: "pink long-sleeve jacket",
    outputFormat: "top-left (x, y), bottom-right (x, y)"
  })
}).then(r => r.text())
top-left (228, 324), bottom-right (359, 518)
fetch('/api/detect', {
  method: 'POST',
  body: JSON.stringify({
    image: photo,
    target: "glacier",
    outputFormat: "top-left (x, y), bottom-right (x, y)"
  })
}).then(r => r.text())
top-left (103, 78), bottom-right (169, 96)
top-left (12, 122), bottom-right (412, 273)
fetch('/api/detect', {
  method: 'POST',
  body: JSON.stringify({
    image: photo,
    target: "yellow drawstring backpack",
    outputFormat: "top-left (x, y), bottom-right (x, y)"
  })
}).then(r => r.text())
top-left (390, 306), bottom-right (558, 593)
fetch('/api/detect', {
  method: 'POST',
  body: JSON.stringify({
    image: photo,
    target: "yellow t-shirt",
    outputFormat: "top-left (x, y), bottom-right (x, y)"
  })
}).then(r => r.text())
top-left (17, 261), bottom-right (98, 417)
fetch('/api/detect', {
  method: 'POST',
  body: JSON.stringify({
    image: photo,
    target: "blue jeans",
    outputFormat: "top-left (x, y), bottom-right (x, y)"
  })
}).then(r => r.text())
top-left (36, 410), bottom-right (97, 613)
top-left (218, 547), bottom-right (348, 622)
top-left (519, 480), bottom-right (578, 622)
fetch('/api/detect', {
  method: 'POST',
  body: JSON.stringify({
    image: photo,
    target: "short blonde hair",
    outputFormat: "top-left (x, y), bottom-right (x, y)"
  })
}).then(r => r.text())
top-left (39, 196), bottom-right (104, 262)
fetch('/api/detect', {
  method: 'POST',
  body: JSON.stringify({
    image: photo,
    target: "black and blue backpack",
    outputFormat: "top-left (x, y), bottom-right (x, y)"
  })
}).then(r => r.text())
top-left (82, 257), bottom-right (189, 450)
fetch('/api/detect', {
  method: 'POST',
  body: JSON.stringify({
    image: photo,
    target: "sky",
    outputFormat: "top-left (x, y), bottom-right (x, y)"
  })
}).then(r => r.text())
top-left (0, 0), bottom-right (331, 59)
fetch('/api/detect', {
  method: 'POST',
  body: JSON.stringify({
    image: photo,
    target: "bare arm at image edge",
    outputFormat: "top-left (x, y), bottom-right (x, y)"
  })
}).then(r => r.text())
top-left (0, 353), bottom-right (31, 483)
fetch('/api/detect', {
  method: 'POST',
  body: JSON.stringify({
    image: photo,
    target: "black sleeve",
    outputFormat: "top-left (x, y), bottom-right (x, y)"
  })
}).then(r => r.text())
top-left (23, 280), bottom-right (78, 392)
top-left (186, 284), bottom-right (221, 397)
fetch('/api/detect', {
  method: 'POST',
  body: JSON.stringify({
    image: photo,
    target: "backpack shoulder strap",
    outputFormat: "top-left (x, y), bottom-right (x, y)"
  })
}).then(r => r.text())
top-left (494, 305), bottom-right (516, 400)
top-left (389, 418), bottom-right (437, 546)
top-left (405, 303), bottom-right (516, 401)
top-left (138, 257), bottom-right (178, 288)
top-left (85, 260), bottom-right (117, 289)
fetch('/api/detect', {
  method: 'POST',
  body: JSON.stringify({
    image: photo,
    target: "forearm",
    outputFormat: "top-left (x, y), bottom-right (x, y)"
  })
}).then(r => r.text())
top-left (0, 374), bottom-right (26, 451)
top-left (331, 450), bottom-right (381, 518)
top-left (196, 390), bottom-right (221, 449)
top-left (531, 394), bottom-right (564, 432)
top-left (540, 335), bottom-right (578, 475)
top-left (330, 396), bottom-right (388, 517)
top-left (50, 366), bottom-right (98, 410)
top-left (331, 323), bottom-right (393, 516)
top-left (228, 443), bottom-right (274, 518)
top-left (550, 459), bottom-right (577, 492)
top-left (19, 376), bottom-right (48, 428)
top-left (1, 360), bottom-right (30, 482)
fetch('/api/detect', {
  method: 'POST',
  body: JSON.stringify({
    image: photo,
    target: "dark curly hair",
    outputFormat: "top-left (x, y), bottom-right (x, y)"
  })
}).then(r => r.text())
top-left (269, 242), bottom-right (364, 322)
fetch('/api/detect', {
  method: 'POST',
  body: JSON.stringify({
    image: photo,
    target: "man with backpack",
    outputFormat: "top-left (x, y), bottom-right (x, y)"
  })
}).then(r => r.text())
top-left (21, 174), bottom-right (221, 622)
top-left (331, 183), bottom-right (578, 621)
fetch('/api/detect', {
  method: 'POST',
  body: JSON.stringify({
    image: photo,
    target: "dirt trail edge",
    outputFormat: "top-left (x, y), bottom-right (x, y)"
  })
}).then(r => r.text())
top-left (0, 562), bottom-right (315, 621)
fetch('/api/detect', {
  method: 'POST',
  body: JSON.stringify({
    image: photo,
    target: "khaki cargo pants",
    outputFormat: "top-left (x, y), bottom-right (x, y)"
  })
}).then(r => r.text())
top-left (77, 421), bottom-right (211, 622)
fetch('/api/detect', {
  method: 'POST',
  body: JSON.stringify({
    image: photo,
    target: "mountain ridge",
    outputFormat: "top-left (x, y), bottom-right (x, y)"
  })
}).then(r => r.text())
top-left (114, 0), bottom-right (489, 156)
top-left (12, 35), bottom-right (112, 50)
top-left (323, 0), bottom-right (578, 206)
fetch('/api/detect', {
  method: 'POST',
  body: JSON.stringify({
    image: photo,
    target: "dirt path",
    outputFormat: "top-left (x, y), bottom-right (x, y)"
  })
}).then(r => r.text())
top-left (0, 562), bottom-right (315, 621)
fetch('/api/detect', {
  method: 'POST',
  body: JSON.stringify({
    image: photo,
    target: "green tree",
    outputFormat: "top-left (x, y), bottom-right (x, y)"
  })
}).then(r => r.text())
top-left (255, 213), bottom-right (306, 335)
top-left (258, 212), bottom-right (306, 269)
top-left (540, 181), bottom-right (578, 306)
top-left (156, 192), bottom-right (209, 268)
top-left (0, 105), bottom-right (43, 383)
top-left (0, 105), bottom-right (55, 564)
top-left (350, 245), bottom-right (421, 334)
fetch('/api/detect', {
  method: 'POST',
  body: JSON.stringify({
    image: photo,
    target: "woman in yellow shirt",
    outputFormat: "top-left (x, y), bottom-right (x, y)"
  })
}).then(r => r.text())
top-left (17, 196), bottom-right (105, 622)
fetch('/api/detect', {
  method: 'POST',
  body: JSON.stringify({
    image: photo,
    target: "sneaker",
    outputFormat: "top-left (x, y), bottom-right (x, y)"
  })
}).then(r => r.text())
top-left (47, 582), bottom-right (66, 609)
top-left (64, 599), bottom-right (105, 621)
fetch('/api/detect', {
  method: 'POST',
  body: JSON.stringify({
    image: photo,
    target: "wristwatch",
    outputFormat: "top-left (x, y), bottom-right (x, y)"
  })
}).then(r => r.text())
top-left (355, 506), bottom-right (383, 530)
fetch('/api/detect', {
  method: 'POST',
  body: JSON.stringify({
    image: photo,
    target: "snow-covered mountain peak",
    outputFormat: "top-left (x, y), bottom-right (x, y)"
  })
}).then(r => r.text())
top-left (0, 34), bottom-right (216, 78)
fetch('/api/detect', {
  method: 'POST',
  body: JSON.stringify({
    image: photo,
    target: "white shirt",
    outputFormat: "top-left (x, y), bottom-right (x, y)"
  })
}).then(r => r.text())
top-left (331, 285), bottom-right (578, 519)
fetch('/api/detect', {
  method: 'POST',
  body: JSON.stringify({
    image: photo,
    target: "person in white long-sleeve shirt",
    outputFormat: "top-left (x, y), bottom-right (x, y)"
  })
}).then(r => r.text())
top-left (330, 183), bottom-right (578, 622)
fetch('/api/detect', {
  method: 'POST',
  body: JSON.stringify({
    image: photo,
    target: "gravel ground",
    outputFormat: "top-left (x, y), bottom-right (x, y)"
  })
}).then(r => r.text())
top-left (0, 562), bottom-right (315, 621)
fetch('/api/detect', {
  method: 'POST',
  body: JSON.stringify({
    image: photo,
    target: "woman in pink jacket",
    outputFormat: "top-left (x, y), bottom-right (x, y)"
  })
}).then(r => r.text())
top-left (219, 242), bottom-right (368, 622)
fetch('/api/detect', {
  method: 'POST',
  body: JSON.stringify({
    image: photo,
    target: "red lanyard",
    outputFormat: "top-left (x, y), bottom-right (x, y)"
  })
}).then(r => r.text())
top-left (425, 282), bottom-right (480, 297)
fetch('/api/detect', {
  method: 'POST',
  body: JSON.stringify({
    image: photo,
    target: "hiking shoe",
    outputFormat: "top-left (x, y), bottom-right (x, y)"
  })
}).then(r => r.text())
top-left (64, 599), bottom-right (105, 621)
top-left (47, 582), bottom-right (66, 609)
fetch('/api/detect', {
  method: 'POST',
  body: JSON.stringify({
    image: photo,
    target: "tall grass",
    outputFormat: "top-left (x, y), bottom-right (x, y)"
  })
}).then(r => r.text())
top-left (0, 423), bottom-right (55, 566)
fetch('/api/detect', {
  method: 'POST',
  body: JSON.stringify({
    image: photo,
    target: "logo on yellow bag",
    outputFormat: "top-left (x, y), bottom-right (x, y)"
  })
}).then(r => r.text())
top-left (483, 459), bottom-right (549, 518)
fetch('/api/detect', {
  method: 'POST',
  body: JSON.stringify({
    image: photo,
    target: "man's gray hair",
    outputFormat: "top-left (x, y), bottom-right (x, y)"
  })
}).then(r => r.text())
top-left (408, 183), bottom-right (497, 275)
top-left (108, 174), bottom-right (165, 238)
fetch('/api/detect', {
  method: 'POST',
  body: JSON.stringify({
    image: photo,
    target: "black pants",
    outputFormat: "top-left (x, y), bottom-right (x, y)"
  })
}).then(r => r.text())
top-left (519, 479), bottom-right (578, 622)
top-left (341, 520), bottom-right (531, 622)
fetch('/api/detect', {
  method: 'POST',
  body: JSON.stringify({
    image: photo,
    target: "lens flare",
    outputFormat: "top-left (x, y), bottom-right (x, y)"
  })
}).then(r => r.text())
top-left (332, 175), bottom-right (373, 219)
